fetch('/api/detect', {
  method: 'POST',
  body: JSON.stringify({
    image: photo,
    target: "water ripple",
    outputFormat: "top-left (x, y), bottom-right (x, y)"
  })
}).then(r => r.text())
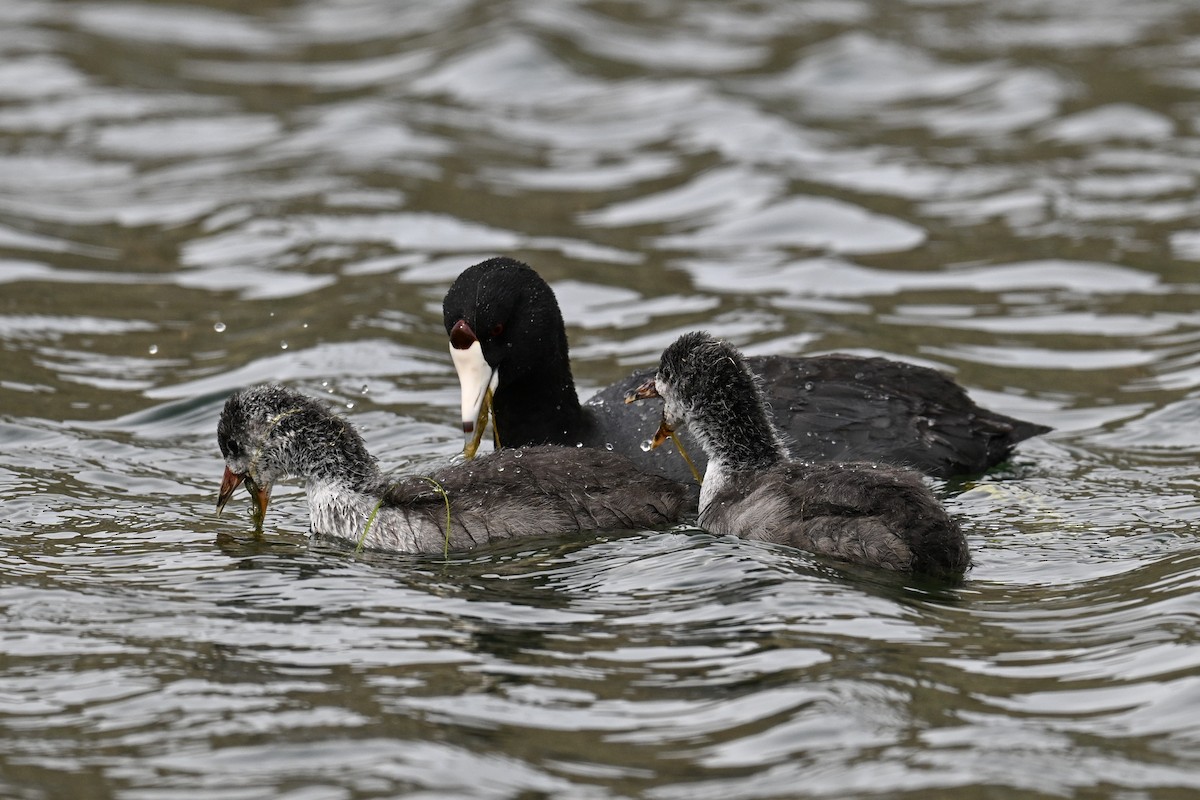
top-left (3, 0), bottom-right (1200, 797)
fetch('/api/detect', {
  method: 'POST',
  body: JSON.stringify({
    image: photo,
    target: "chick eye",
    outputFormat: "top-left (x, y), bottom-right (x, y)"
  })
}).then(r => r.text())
top-left (490, 323), bottom-right (505, 338)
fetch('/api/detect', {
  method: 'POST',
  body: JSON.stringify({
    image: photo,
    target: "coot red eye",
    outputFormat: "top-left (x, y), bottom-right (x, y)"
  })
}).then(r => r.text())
top-left (490, 323), bottom-right (505, 338)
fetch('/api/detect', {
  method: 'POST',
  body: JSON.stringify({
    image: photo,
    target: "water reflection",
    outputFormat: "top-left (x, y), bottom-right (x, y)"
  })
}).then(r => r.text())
top-left (3, 0), bottom-right (1200, 797)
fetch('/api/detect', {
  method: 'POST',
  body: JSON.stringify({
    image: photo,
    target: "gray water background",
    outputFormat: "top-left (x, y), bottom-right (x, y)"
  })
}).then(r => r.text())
top-left (3, 1), bottom-right (1200, 798)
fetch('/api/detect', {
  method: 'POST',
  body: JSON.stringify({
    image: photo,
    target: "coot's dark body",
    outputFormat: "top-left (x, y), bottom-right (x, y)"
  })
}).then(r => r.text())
top-left (443, 258), bottom-right (1048, 484)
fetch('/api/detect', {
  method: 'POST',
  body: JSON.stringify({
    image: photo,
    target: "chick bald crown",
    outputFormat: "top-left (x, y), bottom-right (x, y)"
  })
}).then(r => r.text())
top-left (219, 386), bottom-right (382, 493)
top-left (658, 331), bottom-right (789, 472)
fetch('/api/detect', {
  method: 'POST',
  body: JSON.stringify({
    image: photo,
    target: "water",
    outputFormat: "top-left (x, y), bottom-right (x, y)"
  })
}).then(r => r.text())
top-left (3, 0), bottom-right (1200, 797)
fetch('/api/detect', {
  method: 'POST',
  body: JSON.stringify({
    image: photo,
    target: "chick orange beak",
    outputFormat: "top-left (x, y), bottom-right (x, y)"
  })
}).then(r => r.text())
top-left (216, 466), bottom-right (271, 529)
top-left (624, 378), bottom-right (660, 404)
top-left (624, 377), bottom-right (701, 484)
top-left (648, 419), bottom-right (674, 450)
top-left (216, 466), bottom-right (243, 515)
top-left (625, 378), bottom-right (672, 448)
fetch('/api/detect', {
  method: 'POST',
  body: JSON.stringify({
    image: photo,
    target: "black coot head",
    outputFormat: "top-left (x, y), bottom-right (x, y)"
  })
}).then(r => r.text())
top-left (442, 257), bottom-right (567, 382)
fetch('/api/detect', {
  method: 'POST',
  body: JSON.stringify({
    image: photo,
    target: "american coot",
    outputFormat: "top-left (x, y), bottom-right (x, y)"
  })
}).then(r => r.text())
top-left (215, 385), bottom-right (688, 552)
top-left (628, 332), bottom-right (970, 577)
top-left (442, 257), bottom-right (1049, 483)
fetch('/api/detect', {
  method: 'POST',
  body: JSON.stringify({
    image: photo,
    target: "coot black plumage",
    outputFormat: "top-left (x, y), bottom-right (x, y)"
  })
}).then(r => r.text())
top-left (629, 332), bottom-right (970, 576)
top-left (442, 257), bottom-right (1048, 483)
top-left (216, 385), bottom-right (688, 552)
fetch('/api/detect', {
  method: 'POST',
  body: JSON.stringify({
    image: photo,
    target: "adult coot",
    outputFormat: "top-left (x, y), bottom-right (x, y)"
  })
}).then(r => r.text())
top-left (442, 257), bottom-right (1048, 483)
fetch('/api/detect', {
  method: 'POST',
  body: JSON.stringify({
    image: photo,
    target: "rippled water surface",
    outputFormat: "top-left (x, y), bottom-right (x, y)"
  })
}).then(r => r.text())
top-left (4, 1), bottom-right (1200, 797)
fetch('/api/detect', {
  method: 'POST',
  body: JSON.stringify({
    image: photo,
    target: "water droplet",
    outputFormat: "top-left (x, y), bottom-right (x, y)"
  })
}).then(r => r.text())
top-left (213, 321), bottom-right (226, 333)
top-left (605, 443), bottom-right (614, 451)
top-left (280, 340), bottom-right (288, 350)
top-left (497, 466), bottom-right (505, 472)
top-left (346, 401), bottom-right (355, 409)
top-left (360, 384), bottom-right (369, 394)
top-left (854, 372), bottom-right (864, 381)
top-left (147, 344), bottom-right (158, 355)
top-left (575, 442), bottom-right (583, 448)
top-left (302, 322), bottom-right (309, 329)
top-left (269, 311), bottom-right (276, 318)
top-left (513, 450), bottom-right (523, 458)
top-left (804, 381), bottom-right (814, 391)
top-left (640, 439), bottom-right (653, 452)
